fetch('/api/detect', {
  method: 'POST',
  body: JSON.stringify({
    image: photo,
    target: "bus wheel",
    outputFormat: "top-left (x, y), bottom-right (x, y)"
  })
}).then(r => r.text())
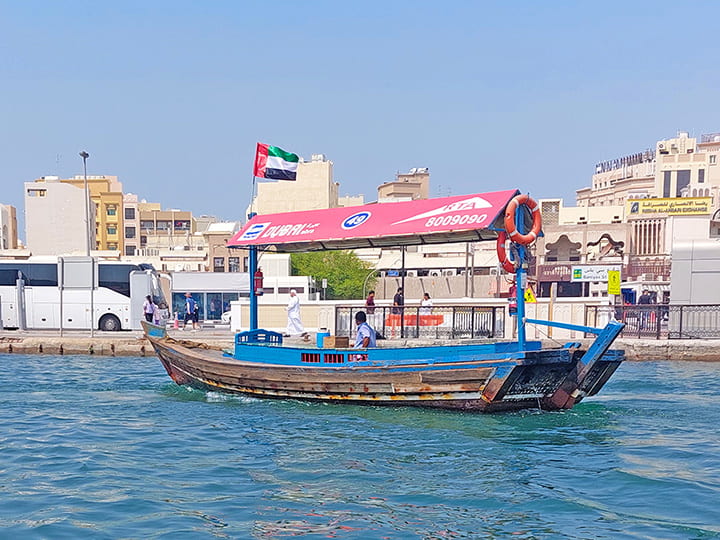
top-left (99, 314), bottom-right (121, 332)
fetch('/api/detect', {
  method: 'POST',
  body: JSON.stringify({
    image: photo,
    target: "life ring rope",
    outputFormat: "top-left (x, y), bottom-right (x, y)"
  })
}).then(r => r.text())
top-left (504, 194), bottom-right (542, 245)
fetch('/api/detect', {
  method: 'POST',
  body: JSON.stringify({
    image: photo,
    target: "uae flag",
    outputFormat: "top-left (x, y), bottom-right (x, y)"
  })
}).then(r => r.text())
top-left (253, 143), bottom-right (299, 180)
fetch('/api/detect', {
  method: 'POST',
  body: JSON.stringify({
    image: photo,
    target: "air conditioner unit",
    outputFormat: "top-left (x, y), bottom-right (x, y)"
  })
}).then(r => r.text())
top-left (442, 269), bottom-right (455, 277)
top-left (406, 270), bottom-right (417, 277)
top-left (489, 267), bottom-right (499, 276)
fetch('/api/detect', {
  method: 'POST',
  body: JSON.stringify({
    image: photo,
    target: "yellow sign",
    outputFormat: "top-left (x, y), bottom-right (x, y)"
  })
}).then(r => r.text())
top-left (626, 197), bottom-right (711, 216)
top-left (524, 287), bottom-right (537, 303)
top-left (607, 270), bottom-right (621, 295)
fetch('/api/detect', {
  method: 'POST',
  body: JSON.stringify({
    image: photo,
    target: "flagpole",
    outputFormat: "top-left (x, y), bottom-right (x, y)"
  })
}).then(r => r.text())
top-left (248, 172), bottom-right (258, 331)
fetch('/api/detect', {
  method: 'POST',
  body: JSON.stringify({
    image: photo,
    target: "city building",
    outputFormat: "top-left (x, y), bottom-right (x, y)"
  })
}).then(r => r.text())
top-left (250, 154), bottom-right (339, 215)
top-left (534, 199), bottom-right (630, 298)
top-left (24, 178), bottom-right (96, 255)
top-left (567, 131), bottom-right (720, 302)
top-left (377, 168), bottom-right (429, 201)
top-left (123, 193), bottom-right (141, 256)
top-left (0, 204), bottom-right (18, 250)
top-left (203, 221), bottom-right (245, 272)
top-left (57, 175), bottom-right (124, 251)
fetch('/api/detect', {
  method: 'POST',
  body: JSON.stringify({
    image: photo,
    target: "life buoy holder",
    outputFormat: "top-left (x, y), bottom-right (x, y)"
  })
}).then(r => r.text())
top-left (496, 231), bottom-right (516, 273)
top-left (504, 194), bottom-right (542, 245)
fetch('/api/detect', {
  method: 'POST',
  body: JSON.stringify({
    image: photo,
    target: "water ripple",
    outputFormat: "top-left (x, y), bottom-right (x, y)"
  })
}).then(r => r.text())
top-left (0, 355), bottom-right (718, 538)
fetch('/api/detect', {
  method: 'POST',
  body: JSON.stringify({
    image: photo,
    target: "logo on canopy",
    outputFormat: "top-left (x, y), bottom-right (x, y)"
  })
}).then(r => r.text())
top-left (391, 196), bottom-right (492, 225)
top-left (342, 211), bottom-right (371, 230)
top-left (240, 222), bottom-right (271, 240)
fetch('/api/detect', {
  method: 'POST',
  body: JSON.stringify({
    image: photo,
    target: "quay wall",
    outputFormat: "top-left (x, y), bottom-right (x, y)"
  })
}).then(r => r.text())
top-left (1, 332), bottom-right (719, 361)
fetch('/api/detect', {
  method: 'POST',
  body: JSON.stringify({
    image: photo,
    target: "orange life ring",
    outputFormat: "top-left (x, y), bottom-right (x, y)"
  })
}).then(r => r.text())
top-left (504, 194), bottom-right (542, 245)
top-left (496, 231), bottom-right (516, 273)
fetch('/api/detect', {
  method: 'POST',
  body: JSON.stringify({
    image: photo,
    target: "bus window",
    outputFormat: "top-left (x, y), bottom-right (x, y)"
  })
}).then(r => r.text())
top-left (99, 264), bottom-right (140, 297)
top-left (26, 264), bottom-right (58, 286)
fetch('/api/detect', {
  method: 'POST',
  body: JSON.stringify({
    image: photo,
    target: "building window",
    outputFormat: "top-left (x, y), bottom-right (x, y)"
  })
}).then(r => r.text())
top-left (174, 220), bottom-right (190, 230)
top-left (106, 205), bottom-right (117, 216)
top-left (663, 171), bottom-right (672, 198)
top-left (140, 220), bottom-right (154, 231)
top-left (125, 245), bottom-right (136, 256)
top-left (699, 169), bottom-right (705, 184)
top-left (228, 257), bottom-right (240, 272)
top-left (156, 220), bottom-right (171, 231)
top-left (676, 170), bottom-right (690, 197)
top-left (140, 235), bottom-right (147, 247)
top-left (213, 257), bottom-right (225, 272)
top-left (711, 155), bottom-right (717, 165)
top-left (27, 189), bottom-right (47, 197)
top-left (125, 207), bottom-right (135, 220)
top-left (107, 243), bottom-right (118, 250)
top-left (107, 225), bottom-right (117, 235)
top-left (125, 226), bottom-right (136, 239)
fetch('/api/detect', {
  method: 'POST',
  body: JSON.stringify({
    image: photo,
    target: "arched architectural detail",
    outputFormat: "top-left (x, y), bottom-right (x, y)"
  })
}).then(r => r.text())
top-left (586, 233), bottom-right (625, 260)
top-left (544, 235), bottom-right (582, 263)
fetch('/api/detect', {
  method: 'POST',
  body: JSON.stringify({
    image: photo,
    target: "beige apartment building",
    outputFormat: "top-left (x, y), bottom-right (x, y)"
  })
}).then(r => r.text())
top-left (0, 204), bottom-right (18, 250)
top-left (203, 222), bottom-right (245, 272)
top-left (25, 175), bottom-right (124, 254)
top-left (59, 175), bottom-right (124, 252)
top-left (377, 168), bottom-right (429, 201)
top-left (250, 154), bottom-right (339, 215)
top-left (24, 178), bottom-right (96, 255)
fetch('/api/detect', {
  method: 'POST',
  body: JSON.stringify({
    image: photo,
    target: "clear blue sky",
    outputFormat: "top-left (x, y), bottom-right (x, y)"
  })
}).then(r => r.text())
top-left (2, 0), bottom-right (719, 239)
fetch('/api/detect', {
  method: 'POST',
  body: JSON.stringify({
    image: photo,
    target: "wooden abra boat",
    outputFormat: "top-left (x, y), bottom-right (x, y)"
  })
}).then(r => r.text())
top-left (144, 189), bottom-right (625, 412)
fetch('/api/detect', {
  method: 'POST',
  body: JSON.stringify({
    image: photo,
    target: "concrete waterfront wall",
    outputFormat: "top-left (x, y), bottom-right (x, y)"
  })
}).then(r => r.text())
top-left (0, 336), bottom-right (153, 356)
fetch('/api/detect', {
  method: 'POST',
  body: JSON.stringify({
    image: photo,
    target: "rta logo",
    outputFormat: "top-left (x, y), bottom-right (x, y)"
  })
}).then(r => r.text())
top-left (341, 212), bottom-right (371, 230)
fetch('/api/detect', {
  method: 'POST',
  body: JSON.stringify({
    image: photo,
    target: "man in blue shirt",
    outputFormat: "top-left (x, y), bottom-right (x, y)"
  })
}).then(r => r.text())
top-left (183, 292), bottom-right (198, 331)
top-left (354, 311), bottom-right (377, 349)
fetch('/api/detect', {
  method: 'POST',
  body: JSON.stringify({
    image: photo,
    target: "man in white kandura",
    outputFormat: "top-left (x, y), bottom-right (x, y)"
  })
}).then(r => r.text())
top-left (285, 289), bottom-right (308, 337)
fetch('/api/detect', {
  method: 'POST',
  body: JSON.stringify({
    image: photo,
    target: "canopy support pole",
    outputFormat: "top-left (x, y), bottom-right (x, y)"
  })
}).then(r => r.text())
top-left (248, 212), bottom-right (258, 331)
top-left (516, 262), bottom-right (526, 349)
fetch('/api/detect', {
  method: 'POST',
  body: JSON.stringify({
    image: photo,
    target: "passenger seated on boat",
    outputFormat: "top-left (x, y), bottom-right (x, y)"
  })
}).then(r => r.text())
top-left (354, 311), bottom-right (377, 349)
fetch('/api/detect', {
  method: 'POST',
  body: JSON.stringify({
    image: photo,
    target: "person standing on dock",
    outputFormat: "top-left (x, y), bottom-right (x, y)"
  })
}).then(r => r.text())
top-left (143, 295), bottom-right (157, 323)
top-left (285, 290), bottom-right (308, 338)
top-left (365, 290), bottom-right (376, 314)
top-left (183, 292), bottom-right (198, 331)
top-left (420, 292), bottom-right (433, 315)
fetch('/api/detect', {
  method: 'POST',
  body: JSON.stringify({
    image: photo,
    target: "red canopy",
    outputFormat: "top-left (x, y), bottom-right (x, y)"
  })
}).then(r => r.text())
top-left (228, 189), bottom-right (519, 252)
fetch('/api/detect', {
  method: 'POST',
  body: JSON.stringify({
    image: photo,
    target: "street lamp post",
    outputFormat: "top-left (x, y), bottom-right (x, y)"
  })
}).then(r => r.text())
top-left (79, 152), bottom-right (90, 254)
top-left (79, 151), bottom-right (94, 337)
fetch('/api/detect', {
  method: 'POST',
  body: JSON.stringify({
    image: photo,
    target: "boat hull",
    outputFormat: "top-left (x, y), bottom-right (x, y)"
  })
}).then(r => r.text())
top-left (143, 323), bottom-right (624, 412)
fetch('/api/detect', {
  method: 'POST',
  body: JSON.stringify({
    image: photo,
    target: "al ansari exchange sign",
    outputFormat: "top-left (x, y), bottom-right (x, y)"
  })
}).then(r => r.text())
top-left (626, 197), bottom-right (711, 216)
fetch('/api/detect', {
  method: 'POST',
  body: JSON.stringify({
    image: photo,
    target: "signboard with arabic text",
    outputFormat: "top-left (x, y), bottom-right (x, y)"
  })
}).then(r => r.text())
top-left (626, 197), bottom-right (711, 217)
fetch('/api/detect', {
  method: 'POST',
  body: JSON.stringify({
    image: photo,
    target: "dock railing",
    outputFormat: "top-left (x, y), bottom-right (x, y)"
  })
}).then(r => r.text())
top-left (586, 304), bottom-right (720, 339)
top-left (335, 304), bottom-right (505, 341)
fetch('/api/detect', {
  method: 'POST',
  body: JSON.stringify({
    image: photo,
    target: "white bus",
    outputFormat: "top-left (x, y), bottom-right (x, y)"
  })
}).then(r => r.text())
top-left (0, 259), bottom-right (167, 331)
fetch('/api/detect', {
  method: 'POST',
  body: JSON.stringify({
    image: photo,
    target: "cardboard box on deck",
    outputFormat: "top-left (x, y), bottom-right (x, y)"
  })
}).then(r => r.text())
top-left (323, 336), bottom-right (350, 349)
